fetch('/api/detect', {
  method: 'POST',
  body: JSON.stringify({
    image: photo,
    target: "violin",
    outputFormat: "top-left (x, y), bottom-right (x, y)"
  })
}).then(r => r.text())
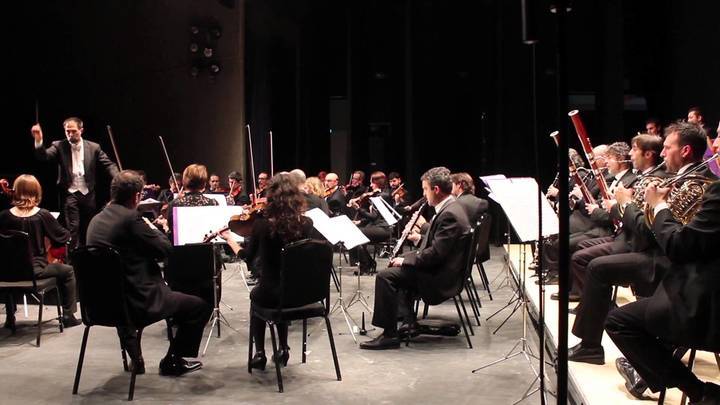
top-left (347, 188), bottom-right (380, 208)
top-left (391, 183), bottom-right (406, 200)
top-left (202, 202), bottom-right (266, 243)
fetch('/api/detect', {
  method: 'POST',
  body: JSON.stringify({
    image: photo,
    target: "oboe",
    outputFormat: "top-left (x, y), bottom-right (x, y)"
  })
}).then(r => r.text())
top-left (391, 198), bottom-right (427, 258)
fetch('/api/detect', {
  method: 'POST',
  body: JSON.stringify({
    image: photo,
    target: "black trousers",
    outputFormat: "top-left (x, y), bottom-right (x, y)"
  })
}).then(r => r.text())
top-left (63, 190), bottom-right (96, 250)
top-left (570, 236), bottom-right (616, 295)
top-left (350, 225), bottom-right (392, 270)
top-left (4, 262), bottom-right (77, 316)
top-left (371, 266), bottom-right (417, 331)
top-left (605, 299), bottom-right (704, 395)
top-left (572, 252), bottom-right (654, 346)
top-left (118, 291), bottom-right (211, 359)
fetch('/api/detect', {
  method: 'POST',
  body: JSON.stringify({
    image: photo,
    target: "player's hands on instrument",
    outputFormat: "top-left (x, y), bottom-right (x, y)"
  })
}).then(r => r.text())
top-left (142, 216), bottom-right (159, 231)
top-left (570, 185), bottom-right (583, 200)
top-left (389, 257), bottom-right (404, 267)
top-left (614, 183), bottom-right (633, 205)
top-left (644, 184), bottom-right (670, 209)
top-left (602, 199), bottom-right (617, 212)
top-left (407, 231), bottom-right (421, 243)
top-left (546, 185), bottom-right (559, 199)
top-left (585, 203), bottom-right (599, 215)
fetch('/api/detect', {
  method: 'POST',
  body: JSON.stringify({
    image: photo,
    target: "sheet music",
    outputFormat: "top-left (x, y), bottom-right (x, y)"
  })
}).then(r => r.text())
top-left (485, 177), bottom-right (559, 242)
top-left (304, 208), bottom-right (370, 249)
top-left (480, 174), bottom-right (507, 201)
top-left (369, 196), bottom-right (399, 226)
top-left (173, 205), bottom-right (244, 245)
top-left (203, 194), bottom-right (227, 206)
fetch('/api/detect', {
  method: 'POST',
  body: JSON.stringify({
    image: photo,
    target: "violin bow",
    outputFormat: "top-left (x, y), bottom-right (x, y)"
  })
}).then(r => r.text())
top-left (269, 130), bottom-right (274, 177)
top-left (106, 125), bottom-right (124, 171)
top-left (246, 124), bottom-right (258, 198)
top-left (158, 136), bottom-right (181, 193)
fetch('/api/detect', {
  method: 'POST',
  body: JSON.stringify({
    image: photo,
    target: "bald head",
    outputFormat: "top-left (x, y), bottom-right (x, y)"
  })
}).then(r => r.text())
top-left (324, 172), bottom-right (339, 191)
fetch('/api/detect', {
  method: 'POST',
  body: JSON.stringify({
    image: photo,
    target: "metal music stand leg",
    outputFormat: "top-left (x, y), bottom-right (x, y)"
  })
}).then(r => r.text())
top-left (201, 250), bottom-right (239, 356)
top-left (472, 243), bottom-right (555, 403)
top-left (346, 255), bottom-right (373, 314)
top-left (328, 243), bottom-right (359, 343)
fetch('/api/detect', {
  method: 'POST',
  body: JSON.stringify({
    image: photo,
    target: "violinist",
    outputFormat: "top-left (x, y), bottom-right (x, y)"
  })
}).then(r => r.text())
top-left (344, 170), bottom-right (368, 199)
top-left (208, 173), bottom-right (227, 194)
top-left (324, 172), bottom-right (346, 217)
top-left (0, 175), bottom-right (81, 330)
top-left (227, 171), bottom-right (251, 206)
top-left (158, 173), bottom-right (181, 204)
top-left (165, 164), bottom-right (218, 239)
top-left (218, 172), bottom-right (315, 370)
top-left (388, 172), bottom-right (410, 211)
top-left (256, 172), bottom-right (270, 199)
top-left (370, 171), bottom-right (392, 204)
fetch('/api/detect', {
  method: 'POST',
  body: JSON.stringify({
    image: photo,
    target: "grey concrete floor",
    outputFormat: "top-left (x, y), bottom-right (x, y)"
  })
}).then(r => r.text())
top-left (0, 247), bottom-right (551, 404)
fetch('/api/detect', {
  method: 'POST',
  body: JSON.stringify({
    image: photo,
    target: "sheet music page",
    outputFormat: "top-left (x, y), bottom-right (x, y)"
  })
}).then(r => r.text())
top-left (174, 206), bottom-right (245, 245)
top-left (304, 208), bottom-right (340, 244)
top-left (203, 194), bottom-right (228, 206)
top-left (480, 174), bottom-right (507, 201)
top-left (485, 177), bottom-right (559, 242)
top-left (369, 196), bottom-right (399, 226)
top-left (328, 215), bottom-right (370, 249)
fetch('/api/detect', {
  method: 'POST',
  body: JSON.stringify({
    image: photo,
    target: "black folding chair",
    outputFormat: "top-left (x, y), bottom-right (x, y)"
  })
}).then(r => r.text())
top-left (473, 213), bottom-right (493, 300)
top-left (248, 239), bottom-right (341, 392)
top-left (71, 246), bottom-right (161, 401)
top-left (415, 232), bottom-right (475, 348)
top-left (0, 230), bottom-right (64, 346)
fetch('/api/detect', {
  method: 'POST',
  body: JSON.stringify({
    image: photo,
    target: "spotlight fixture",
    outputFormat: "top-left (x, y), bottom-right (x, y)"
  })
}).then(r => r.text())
top-left (189, 42), bottom-right (199, 53)
top-left (209, 62), bottom-right (221, 75)
top-left (190, 65), bottom-right (200, 78)
top-left (190, 25), bottom-right (200, 35)
top-left (203, 47), bottom-right (213, 58)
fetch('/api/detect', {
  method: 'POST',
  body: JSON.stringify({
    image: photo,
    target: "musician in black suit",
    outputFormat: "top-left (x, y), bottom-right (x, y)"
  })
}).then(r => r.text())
top-left (450, 172), bottom-right (488, 225)
top-left (86, 171), bottom-right (211, 377)
top-left (324, 173), bottom-right (346, 217)
top-left (32, 118), bottom-right (119, 249)
top-left (605, 179), bottom-right (720, 404)
top-left (360, 167), bottom-right (470, 350)
top-left (569, 122), bottom-right (718, 365)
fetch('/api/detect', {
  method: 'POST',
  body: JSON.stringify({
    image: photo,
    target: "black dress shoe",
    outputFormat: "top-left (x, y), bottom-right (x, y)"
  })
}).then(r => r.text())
top-left (159, 355), bottom-right (203, 377)
top-left (4, 315), bottom-right (16, 333)
top-left (359, 334), bottom-right (400, 350)
top-left (551, 292), bottom-right (580, 302)
top-left (615, 357), bottom-right (647, 399)
top-left (62, 314), bottom-right (82, 328)
top-left (689, 383), bottom-right (720, 405)
top-left (249, 351), bottom-right (267, 371)
top-left (272, 347), bottom-right (290, 367)
top-left (568, 342), bottom-right (605, 365)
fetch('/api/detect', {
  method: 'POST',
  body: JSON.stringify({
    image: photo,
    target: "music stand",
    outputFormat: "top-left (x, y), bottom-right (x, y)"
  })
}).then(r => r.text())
top-left (472, 177), bottom-right (557, 403)
top-left (305, 209), bottom-right (370, 343)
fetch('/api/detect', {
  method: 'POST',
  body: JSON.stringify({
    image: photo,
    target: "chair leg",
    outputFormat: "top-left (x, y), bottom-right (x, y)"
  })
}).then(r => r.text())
top-left (465, 282), bottom-right (481, 327)
top-left (330, 266), bottom-right (340, 293)
top-left (479, 263), bottom-right (493, 300)
top-left (469, 274), bottom-right (483, 308)
top-left (36, 292), bottom-right (45, 347)
top-left (302, 319), bottom-right (307, 364)
top-left (269, 323), bottom-right (283, 393)
top-left (422, 302), bottom-right (429, 319)
top-left (128, 333), bottom-right (142, 401)
top-left (453, 296), bottom-right (472, 349)
top-left (72, 326), bottom-right (90, 395)
top-left (324, 316), bottom-right (342, 381)
top-left (120, 339), bottom-right (129, 372)
top-left (247, 313), bottom-right (254, 374)
top-left (457, 294), bottom-right (474, 336)
top-left (54, 288), bottom-right (64, 333)
top-left (679, 349), bottom-right (697, 405)
top-left (658, 388), bottom-right (666, 404)
top-left (715, 352), bottom-right (720, 372)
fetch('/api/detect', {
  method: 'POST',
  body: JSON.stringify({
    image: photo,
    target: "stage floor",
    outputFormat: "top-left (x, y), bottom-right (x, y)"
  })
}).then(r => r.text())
top-left (506, 244), bottom-right (720, 405)
top-left (1, 247), bottom-right (548, 404)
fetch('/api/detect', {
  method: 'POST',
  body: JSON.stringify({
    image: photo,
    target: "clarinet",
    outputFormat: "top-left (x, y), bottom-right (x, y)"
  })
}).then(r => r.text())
top-left (391, 199), bottom-right (427, 258)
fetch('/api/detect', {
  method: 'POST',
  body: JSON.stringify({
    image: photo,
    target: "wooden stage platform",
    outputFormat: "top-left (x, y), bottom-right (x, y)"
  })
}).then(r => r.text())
top-left (504, 244), bottom-right (719, 405)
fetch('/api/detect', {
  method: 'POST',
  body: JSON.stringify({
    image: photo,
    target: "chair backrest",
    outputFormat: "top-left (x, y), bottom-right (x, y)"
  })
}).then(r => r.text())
top-left (449, 231), bottom-right (474, 297)
top-left (71, 246), bottom-right (133, 328)
top-left (465, 225), bottom-right (483, 279)
top-left (278, 239), bottom-right (334, 309)
top-left (0, 230), bottom-right (37, 287)
top-left (474, 213), bottom-right (492, 263)
top-left (164, 243), bottom-right (216, 304)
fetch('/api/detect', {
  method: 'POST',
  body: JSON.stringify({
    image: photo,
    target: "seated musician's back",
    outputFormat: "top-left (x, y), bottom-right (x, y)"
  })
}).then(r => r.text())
top-left (87, 170), bottom-right (211, 377)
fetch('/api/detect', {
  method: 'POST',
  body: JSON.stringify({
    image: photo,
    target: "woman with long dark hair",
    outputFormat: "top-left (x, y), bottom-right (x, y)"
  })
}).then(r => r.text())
top-left (220, 172), bottom-right (313, 370)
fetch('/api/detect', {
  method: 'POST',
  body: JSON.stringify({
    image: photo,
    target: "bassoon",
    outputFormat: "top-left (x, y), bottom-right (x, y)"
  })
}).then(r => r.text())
top-left (550, 131), bottom-right (596, 205)
top-left (568, 110), bottom-right (612, 201)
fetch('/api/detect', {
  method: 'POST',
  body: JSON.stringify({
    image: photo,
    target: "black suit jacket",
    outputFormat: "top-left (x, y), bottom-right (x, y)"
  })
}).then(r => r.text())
top-left (34, 138), bottom-right (119, 193)
top-left (589, 169), bottom-right (638, 226)
top-left (325, 188), bottom-right (346, 217)
top-left (402, 199), bottom-right (471, 305)
top-left (86, 203), bottom-right (175, 325)
top-left (647, 181), bottom-right (720, 351)
top-left (456, 192), bottom-right (489, 225)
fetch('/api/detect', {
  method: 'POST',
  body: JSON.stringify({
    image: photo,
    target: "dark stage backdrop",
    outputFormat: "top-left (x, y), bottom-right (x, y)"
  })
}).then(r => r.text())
top-left (4, 0), bottom-right (246, 209)
top-left (4, 0), bottom-right (719, 210)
